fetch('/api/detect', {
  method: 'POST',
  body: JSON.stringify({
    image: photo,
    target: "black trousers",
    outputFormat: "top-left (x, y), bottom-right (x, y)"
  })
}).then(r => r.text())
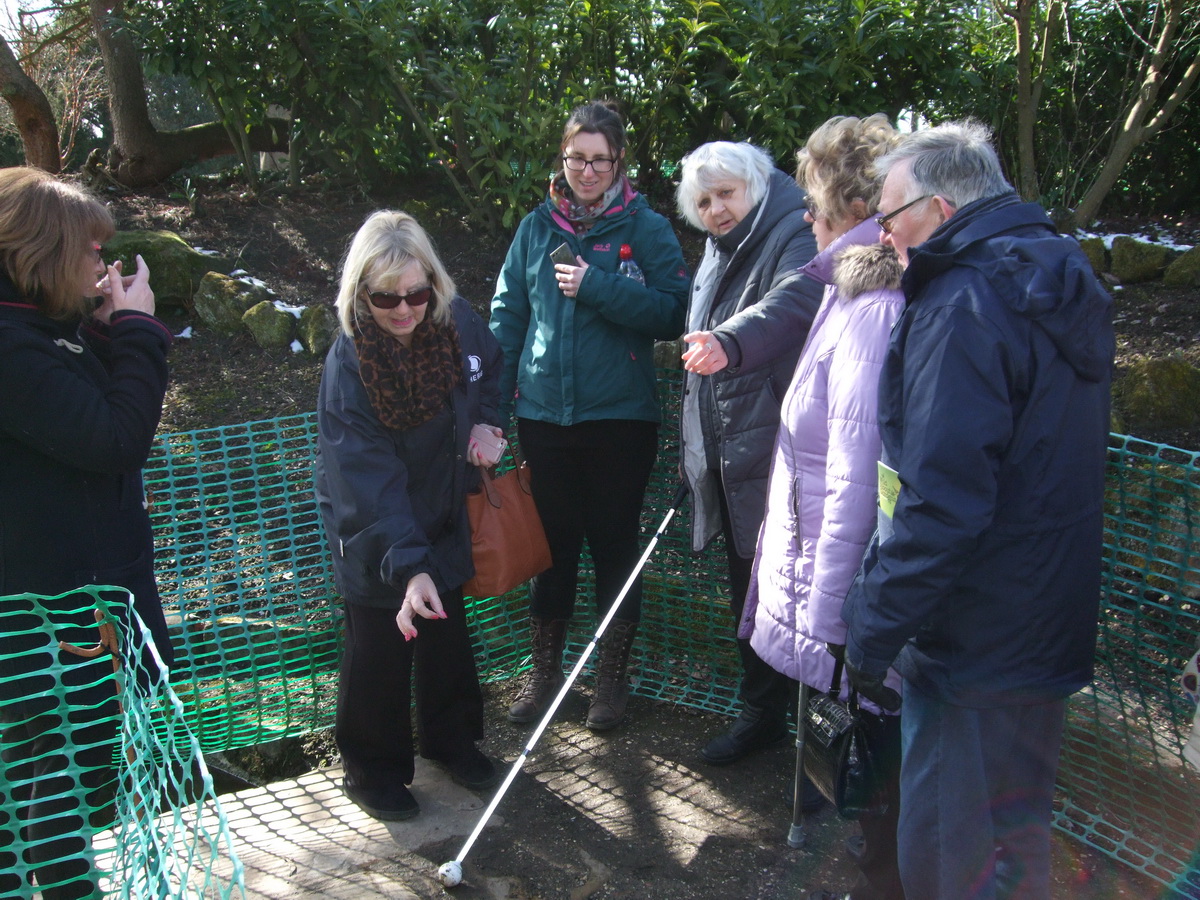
top-left (336, 588), bottom-right (484, 789)
top-left (715, 477), bottom-right (794, 721)
top-left (518, 418), bottom-right (658, 623)
top-left (1, 670), bottom-right (119, 900)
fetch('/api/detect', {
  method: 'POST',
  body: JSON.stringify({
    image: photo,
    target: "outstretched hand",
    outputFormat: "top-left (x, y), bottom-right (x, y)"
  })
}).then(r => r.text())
top-left (395, 572), bottom-right (447, 640)
top-left (846, 658), bottom-right (901, 712)
top-left (682, 331), bottom-right (729, 375)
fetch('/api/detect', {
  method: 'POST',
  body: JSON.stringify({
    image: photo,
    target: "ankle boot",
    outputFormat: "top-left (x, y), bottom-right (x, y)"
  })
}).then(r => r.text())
top-left (586, 619), bottom-right (638, 731)
top-left (507, 617), bottom-right (568, 724)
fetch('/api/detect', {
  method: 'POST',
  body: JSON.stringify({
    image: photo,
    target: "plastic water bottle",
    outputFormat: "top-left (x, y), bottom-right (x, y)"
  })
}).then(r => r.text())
top-left (618, 244), bottom-right (645, 284)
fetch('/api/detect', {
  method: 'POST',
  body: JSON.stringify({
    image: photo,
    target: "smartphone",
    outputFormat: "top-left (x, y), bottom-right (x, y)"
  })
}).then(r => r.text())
top-left (550, 242), bottom-right (576, 267)
top-left (469, 424), bottom-right (508, 466)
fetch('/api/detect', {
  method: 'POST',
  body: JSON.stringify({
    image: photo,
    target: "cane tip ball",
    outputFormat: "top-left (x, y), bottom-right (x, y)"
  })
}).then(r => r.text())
top-left (439, 860), bottom-right (463, 888)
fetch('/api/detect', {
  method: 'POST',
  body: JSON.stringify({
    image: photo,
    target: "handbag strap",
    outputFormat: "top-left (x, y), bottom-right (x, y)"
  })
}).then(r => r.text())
top-left (827, 652), bottom-right (860, 713)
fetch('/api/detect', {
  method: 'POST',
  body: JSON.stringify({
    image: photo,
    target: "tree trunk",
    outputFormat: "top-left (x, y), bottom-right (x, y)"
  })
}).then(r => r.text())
top-left (1010, 0), bottom-right (1040, 200)
top-left (0, 35), bottom-right (61, 172)
top-left (88, 0), bottom-right (287, 187)
top-left (1068, 0), bottom-right (1199, 229)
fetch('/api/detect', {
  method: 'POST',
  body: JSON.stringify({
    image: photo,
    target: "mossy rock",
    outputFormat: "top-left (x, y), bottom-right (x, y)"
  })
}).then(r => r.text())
top-left (298, 304), bottom-right (338, 357)
top-left (1110, 236), bottom-right (1169, 284)
top-left (193, 272), bottom-right (272, 334)
top-left (1164, 246), bottom-right (1200, 288)
top-left (103, 230), bottom-right (233, 309)
top-left (1112, 355), bottom-right (1200, 433)
top-left (1077, 236), bottom-right (1107, 277)
top-left (242, 300), bottom-right (298, 350)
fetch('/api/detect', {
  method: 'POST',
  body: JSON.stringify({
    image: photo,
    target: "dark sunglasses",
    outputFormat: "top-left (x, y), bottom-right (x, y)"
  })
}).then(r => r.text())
top-left (361, 284), bottom-right (433, 309)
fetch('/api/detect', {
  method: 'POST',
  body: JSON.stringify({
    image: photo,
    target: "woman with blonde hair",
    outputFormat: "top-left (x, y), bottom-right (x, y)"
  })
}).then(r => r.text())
top-left (741, 114), bottom-right (907, 900)
top-left (315, 210), bottom-right (504, 820)
top-left (0, 167), bottom-right (173, 899)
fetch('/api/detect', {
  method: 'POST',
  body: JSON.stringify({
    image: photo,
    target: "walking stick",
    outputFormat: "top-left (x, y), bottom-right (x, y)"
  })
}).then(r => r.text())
top-left (788, 682), bottom-right (810, 849)
top-left (438, 483), bottom-right (689, 888)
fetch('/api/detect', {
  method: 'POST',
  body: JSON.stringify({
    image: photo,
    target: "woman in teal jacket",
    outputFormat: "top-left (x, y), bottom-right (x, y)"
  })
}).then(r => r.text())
top-left (491, 100), bottom-right (689, 732)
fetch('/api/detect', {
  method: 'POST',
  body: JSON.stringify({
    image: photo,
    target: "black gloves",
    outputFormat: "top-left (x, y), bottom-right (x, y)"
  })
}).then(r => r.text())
top-left (846, 658), bottom-right (901, 712)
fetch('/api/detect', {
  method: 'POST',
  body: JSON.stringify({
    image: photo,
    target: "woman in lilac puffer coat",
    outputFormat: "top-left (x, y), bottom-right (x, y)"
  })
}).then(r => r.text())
top-left (740, 114), bottom-right (907, 900)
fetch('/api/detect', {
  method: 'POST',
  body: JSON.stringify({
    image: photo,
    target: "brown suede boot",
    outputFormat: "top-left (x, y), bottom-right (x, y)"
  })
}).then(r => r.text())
top-left (507, 617), bottom-right (568, 724)
top-left (586, 619), bottom-right (638, 731)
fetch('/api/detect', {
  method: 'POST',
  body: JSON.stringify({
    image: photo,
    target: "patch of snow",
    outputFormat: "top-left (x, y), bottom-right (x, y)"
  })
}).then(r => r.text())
top-left (237, 274), bottom-right (276, 294)
top-left (192, 247), bottom-right (221, 256)
top-left (290, 339), bottom-right (304, 354)
top-left (274, 300), bottom-right (305, 319)
top-left (1077, 226), bottom-right (1194, 253)
top-left (175, 326), bottom-right (193, 339)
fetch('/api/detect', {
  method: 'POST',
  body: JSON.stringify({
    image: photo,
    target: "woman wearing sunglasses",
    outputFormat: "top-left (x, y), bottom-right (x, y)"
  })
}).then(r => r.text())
top-left (490, 99), bottom-right (689, 732)
top-left (314, 210), bottom-right (505, 821)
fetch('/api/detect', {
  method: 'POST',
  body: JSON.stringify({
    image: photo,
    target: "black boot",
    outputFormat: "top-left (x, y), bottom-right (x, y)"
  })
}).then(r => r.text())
top-left (700, 704), bottom-right (787, 765)
top-left (586, 620), bottom-right (637, 731)
top-left (507, 617), bottom-right (568, 724)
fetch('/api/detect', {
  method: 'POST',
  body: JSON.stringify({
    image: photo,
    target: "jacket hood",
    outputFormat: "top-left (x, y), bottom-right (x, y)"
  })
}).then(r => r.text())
top-left (833, 245), bottom-right (903, 300)
top-left (906, 192), bottom-right (1114, 383)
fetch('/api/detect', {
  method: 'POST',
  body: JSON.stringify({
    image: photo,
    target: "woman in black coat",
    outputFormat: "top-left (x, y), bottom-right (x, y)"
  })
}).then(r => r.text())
top-left (314, 210), bottom-right (504, 821)
top-left (0, 167), bottom-right (174, 899)
top-left (675, 142), bottom-right (823, 767)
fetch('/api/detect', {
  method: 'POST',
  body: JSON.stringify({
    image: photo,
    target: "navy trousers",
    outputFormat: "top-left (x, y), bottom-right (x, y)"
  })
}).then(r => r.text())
top-left (898, 678), bottom-right (1066, 900)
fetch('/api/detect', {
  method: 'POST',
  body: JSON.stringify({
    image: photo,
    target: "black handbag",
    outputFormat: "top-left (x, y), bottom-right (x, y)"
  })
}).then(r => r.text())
top-left (802, 654), bottom-right (894, 820)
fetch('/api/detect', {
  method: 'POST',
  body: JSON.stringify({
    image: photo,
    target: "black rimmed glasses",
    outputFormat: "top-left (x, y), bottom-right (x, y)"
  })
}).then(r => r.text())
top-left (563, 156), bottom-right (616, 173)
top-left (362, 284), bottom-right (433, 309)
top-left (876, 194), bottom-right (933, 234)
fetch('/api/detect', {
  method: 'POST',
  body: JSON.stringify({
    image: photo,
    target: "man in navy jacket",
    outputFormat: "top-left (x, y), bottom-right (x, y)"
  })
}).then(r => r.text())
top-left (841, 121), bottom-right (1114, 899)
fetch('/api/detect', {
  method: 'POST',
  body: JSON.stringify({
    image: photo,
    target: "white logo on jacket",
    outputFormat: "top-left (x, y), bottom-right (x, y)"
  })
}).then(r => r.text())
top-left (468, 354), bottom-right (482, 382)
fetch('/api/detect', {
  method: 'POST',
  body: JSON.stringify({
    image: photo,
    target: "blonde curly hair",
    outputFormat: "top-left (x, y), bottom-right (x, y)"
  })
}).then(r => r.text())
top-left (795, 114), bottom-right (900, 226)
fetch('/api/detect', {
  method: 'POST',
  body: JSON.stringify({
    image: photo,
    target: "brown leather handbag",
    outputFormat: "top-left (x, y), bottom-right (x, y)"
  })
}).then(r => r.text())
top-left (462, 458), bottom-right (552, 599)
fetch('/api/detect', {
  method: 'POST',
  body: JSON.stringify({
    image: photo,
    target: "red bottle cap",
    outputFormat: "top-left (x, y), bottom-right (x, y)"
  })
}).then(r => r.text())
top-left (619, 244), bottom-right (633, 260)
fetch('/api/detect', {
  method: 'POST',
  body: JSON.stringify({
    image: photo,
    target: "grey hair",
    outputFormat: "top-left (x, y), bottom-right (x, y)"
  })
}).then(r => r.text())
top-left (676, 142), bottom-right (774, 232)
top-left (877, 120), bottom-right (1012, 209)
top-left (335, 210), bottom-right (456, 337)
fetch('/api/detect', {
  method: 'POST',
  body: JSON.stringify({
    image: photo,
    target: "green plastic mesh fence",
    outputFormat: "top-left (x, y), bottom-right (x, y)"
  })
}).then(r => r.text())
top-left (146, 418), bottom-right (342, 752)
top-left (0, 587), bottom-right (244, 898)
top-left (5, 371), bottom-right (1200, 894)
top-left (1055, 435), bottom-right (1200, 898)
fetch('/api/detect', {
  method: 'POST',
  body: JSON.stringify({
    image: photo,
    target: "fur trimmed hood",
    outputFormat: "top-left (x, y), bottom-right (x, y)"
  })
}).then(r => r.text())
top-left (832, 243), bottom-right (903, 301)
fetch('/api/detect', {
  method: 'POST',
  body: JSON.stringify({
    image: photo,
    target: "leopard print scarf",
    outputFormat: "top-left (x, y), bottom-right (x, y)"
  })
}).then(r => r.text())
top-left (354, 313), bottom-right (462, 431)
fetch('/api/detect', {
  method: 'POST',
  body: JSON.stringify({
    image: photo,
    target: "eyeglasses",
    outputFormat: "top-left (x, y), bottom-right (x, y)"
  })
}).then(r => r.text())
top-left (563, 156), bottom-right (616, 174)
top-left (362, 285), bottom-right (433, 309)
top-left (876, 194), bottom-right (932, 234)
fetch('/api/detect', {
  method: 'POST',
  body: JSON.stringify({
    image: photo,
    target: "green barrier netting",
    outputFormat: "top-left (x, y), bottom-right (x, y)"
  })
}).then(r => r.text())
top-left (1056, 435), bottom-right (1200, 898)
top-left (4, 371), bottom-right (1200, 895)
top-left (0, 587), bottom-right (244, 898)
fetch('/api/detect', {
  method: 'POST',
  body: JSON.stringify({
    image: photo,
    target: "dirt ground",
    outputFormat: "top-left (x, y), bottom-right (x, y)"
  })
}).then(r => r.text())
top-left (106, 178), bottom-right (1197, 898)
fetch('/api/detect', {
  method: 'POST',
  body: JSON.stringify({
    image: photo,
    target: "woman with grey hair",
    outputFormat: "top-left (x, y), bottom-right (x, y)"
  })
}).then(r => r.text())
top-left (674, 141), bottom-right (823, 768)
top-left (314, 210), bottom-right (505, 821)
